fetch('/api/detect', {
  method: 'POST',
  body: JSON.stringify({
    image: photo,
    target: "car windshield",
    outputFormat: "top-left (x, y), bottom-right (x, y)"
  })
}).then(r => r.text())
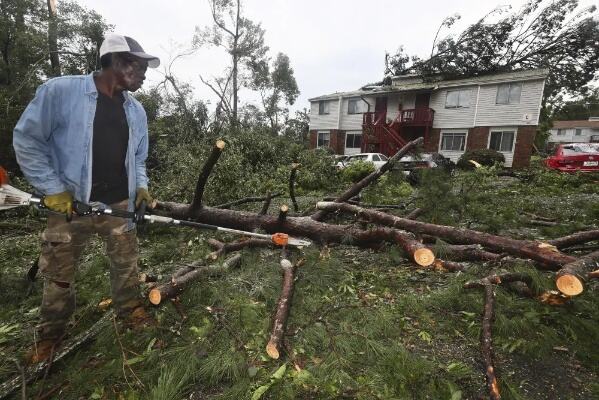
top-left (349, 155), bottom-right (368, 161)
top-left (379, 154), bottom-right (388, 161)
top-left (562, 143), bottom-right (599, 155)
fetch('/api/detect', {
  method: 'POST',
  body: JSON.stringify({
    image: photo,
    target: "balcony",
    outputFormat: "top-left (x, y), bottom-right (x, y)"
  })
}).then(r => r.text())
top-left (362, 108), bottom-right (435, 128)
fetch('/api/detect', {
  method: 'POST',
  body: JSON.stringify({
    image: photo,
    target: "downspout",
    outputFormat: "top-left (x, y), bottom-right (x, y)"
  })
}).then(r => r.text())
top-left (473, 85), bottom-right (481, 127)
top-left (337, 96), bottom-right (343, 129)
top-left (360, 95), bottom-right (371, 153)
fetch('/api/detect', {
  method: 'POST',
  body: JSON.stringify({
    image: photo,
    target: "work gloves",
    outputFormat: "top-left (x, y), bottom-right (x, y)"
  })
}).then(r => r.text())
top-left (135, 187), bottom-right (154, 209)
top-left (43, 191), bottom-right (73, 218)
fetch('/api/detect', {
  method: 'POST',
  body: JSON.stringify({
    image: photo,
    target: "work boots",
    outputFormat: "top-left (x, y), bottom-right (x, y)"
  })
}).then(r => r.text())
top-left (25, 338), bottom-right (62, 365)
top-left (120, 306), bottom-right (157, 330)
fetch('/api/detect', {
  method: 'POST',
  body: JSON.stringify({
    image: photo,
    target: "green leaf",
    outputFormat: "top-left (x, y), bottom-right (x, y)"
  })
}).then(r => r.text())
top-left (271, 364), bottom-right (287, 380)
top-left (251, 384), bottom-right (272, 400)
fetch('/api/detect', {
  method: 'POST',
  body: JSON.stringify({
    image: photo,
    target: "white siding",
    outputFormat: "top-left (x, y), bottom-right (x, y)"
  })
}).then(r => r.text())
top-left (431, 86), bottom-right (477, 129)
top-left (548, 127), bottom-right (599, 143)
top-left (475, 80), bottom-right (544, 126)
top-left (309, 99), bottom-right (339, 130)
top-left (339, 97), bottom-right (375, 130)
top-left (387, 93), bottom-right (416, 121)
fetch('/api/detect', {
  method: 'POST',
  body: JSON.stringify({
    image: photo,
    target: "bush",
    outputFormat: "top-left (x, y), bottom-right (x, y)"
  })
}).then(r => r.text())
top-left (341, 160), bottom-right (375, 183)
top-left (456, 149), bottom-right (505, 169)
top-left (362, 173), bottom-right (413, 204)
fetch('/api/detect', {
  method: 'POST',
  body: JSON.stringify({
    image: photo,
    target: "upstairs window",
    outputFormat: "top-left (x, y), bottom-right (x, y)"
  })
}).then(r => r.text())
top-left (575, 128), bottom-right (582, 136)
top-left (317, 131), bottom-right (330, 148)
top-left (557, 129), bottom-right (564, 136)
top-left (489, 130), bottom-right (515, 152)
top-left (318, 101), bottom-right (330, 115)
top-left (348, 98), bottom-right (367, 114)
top-left (496, 83), bottom-right (522, 105)
top-left (440, 132), bottom-right (466, 151)
top-left (445, 90), bottom-right (471, 109)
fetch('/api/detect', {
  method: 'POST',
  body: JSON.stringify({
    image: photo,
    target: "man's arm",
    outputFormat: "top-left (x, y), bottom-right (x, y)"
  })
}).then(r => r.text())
top-left (13, 82), bottom-right (67, 195)
top-left (135, 109), bottom-right (149, 190)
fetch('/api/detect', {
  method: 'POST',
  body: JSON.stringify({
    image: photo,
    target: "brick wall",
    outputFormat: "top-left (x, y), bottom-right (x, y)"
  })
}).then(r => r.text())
top-left (512, 125), bottom-right (536, 168)
top-left (330, 130), bottom-right (346, 154)
top-left (424, 128), bottom-right (441, 152)
top-left (309, 130), bottom-right (317, 149)
top-left (309, 129), bottom-right (345, 154)
top-left (467, 127), bottom-right (490, 150)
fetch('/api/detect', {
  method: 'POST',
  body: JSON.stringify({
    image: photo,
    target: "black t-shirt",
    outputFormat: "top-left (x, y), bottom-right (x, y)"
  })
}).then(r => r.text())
top-left (89, 91), bottom-right (129, 204)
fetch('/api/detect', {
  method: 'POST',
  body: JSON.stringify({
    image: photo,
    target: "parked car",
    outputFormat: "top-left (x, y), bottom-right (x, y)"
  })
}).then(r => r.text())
top-left (342, 153), bottom-right (389, 170)
top-left (333, 155), bottom-right (349, 169)
top-left (397, 153), bottom-right (454, 184)
top-left (545, 143), bottom-right (599, 172)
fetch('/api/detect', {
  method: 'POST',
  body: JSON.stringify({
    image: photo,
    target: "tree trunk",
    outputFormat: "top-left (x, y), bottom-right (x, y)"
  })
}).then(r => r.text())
top-left (266, 250), bottom-right (298, 359)
top-left (316, 201), bottom-right (576, 269)
top-left (191, 140), bottom-right (225, 210)
top-left (555, 250), bottom-right (599, 296)
top-left (548, 230), bottom-right (599, 249)
top-left (289, 163), bottom-right (300, 212)
top-left (206, 238), bottom-right (272, 260)
top-left (439, 244), bottom-right (502, 262)
top-left (47, 0), bottom-right (60, 77)
top-left (148, 254), bottom-right (241, 305)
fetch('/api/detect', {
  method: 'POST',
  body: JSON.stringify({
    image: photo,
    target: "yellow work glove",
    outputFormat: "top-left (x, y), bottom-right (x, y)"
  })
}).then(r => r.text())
top-left (43, 191), bottom-right (73, 218)
top-left (135, 187), bottom-right (153, 209)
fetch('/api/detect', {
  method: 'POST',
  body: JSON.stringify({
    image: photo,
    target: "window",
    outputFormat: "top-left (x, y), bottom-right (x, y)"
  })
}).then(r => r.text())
top-left (557, 129), bottom-right (564, 136)
top-left (348, 98), bottom-right (367, 114)
top-left (496, 83), bottom-right (522, 105)
top-left (489, 130), bottom-right (515, 152)
top-left (575, 128), bottom-right (582, 136)
top-left (345, 133), bottom-right (362, 148)
top-left (440, 132), bottom-right (466, 151)
top-left (318, 101), bottom-right (330, 115)
top-left (317, 131), bottom-right (330, 148)
top-left (372, 155), bottom-right (381, 162)
top-left (445, 90), bottom-right (471, 108)
top-left (379, 154), bottom-right (388, 161)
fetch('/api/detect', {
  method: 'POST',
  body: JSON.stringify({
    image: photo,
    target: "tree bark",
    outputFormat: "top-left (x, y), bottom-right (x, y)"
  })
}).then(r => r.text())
top-left (148, 254), bottom-right (241, 305)
top-left (289, 163), bottom-right (300, 212)
top-left (266, 250), bottom-right (298, 359)
top-left (439, 244), bottom-right (502, 262)
top-left (548, 230), bottom-right (599, 249)
top-left (405, 208), bottom-right (423, 220)
top-left (191, 140), bottom-right (225, 210)
top-left (260, 192), bottom-right (273, 215)
top-left (311, 137), bottom-right (423, 221)
top-left (315, 201), bottom-right (576, 269)
top-left (481, 283), bottom-right (501, 400)
top-left (431, 259), bottom-right (466, 272)
top-left (555, 250), bottom-right (599, 296)
top-left (46, 0), bottom-right (60, 77)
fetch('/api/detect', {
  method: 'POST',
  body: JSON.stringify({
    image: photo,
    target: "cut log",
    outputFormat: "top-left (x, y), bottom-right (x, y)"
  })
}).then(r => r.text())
top-left (191, 139), bottom-right (225, 209)
top-left (431, 259), bottom-right (466, 272)
top-left (555, 250), bottom-right (599, 296)
top-left (315, 202), bottom-right (576, 269)
top-left (266, 250), bottom-right (298, 359)
top-left (311, 137), bottom-right (422, 221)
top-left (481, 283), bottom-right (501, 400)
top-left (289, 163), bottom-right (300, 212)
top-left (463, 272), bottom-right (533, 290)
top-left (278, 204), bottom-right (289, 223)
top-left (148, 254), bottom-right (241, 305)
top-left (206, 238), bottom-right (272, 260)
top-left (548, 230), bottom-right (599, 249)
top-left (393, 231), bottom-right (435, 267)
top-left (439, 244), bottom-right (502, 262)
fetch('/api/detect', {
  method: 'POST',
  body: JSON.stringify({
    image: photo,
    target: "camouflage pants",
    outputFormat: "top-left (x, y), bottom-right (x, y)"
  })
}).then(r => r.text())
top-left (37, 200), bottom-right (141, 341)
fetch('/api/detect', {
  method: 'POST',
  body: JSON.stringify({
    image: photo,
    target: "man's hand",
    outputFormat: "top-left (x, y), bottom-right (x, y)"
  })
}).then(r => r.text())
top-left (43, 191), bottom-right (73, 218)
top-left (135, 187), bottom-right (153, 209)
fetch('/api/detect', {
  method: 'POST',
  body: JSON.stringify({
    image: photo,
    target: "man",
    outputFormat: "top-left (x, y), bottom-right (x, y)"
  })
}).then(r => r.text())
top-left (13, 34), bottom-right (159, 363)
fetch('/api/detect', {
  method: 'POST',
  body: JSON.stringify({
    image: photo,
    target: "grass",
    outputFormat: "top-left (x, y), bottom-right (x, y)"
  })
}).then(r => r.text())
top-left (0, 167), bottom-right (598, 399)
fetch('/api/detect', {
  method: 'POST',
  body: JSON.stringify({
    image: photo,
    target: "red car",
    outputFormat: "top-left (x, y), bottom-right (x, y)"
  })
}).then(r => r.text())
top-left (545, 143), bottom-right (599, 172)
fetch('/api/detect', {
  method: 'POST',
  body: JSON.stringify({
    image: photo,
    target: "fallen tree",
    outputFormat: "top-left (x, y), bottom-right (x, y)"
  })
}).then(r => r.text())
top-left (555, 250), bottom-right (599, 296)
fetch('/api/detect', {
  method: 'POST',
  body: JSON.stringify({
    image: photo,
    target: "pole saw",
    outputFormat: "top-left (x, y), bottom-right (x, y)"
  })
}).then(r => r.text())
top-left (0, 167), bottom-right (311, 248)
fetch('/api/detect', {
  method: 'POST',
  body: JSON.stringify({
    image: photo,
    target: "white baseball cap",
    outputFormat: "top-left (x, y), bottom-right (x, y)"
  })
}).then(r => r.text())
top-left (99, 34), bottom-right (160, 68)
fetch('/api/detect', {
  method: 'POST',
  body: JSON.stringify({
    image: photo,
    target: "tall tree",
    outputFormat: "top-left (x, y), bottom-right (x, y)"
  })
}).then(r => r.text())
top-left (193, 0), bottom-right (268, 126)
top-left (386, 0), bottom-right (599, 101)
top-left (249, 52), bottom-right (299, 134)
top-left (47, 0), bottom-right (60, 76)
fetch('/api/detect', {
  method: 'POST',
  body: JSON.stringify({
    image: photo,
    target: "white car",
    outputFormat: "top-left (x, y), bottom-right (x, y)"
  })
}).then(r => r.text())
top-left (342, 153), bottom-right (389, 170)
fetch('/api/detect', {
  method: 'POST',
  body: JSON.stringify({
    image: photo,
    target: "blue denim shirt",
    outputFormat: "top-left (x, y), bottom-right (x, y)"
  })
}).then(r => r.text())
top-left (13, 73), bottom-right (149, 218)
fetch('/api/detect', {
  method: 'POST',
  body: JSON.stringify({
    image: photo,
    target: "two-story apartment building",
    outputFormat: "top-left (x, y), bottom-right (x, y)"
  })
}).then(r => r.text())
top-left (308, 69), bottom-right (548, 167)
top-left (547, 117), bottom-right (599, 147)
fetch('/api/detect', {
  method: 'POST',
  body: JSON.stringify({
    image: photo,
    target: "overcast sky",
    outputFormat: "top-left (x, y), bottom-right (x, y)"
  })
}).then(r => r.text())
top-left (78, 0), bottom-right (597, 114)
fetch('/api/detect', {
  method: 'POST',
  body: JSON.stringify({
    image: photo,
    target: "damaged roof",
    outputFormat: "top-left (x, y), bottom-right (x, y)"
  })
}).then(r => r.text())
top-left (309, 68), bottom-right (549, 102)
